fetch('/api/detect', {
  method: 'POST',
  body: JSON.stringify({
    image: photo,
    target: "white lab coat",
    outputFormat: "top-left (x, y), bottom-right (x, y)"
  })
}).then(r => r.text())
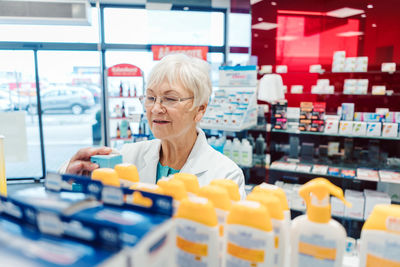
top-left (120, 128), bottom-right (246, 199)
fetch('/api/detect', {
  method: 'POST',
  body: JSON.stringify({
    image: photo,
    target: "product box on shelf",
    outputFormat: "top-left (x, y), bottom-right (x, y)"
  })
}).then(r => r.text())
top-left (341, 169), bottom-right (356, 178)
top-left (310, 120), bottom-right (324, 132)
top-left (311, 102), bottom-right (326, 120)
top-left (2, 174), bottom-right (174, 267)
top-left (340, 103), bottom-right (355, 121)
top-left (352, 122), bottom-right (367, 136)
top-left (339, 121), bottom-right (354, 135)
top-left (299, 119), bottom-right (312, 131)
top-left (356, 168), bottom-right (379, 182)
top-left (311, 164), bottom-right (328, 175)
top-left (366, 122), bottom-right (382, 136)
top-left (363, 190), bottom-right (391, 220)
top-left (324, 120), bottom-right (339, 134)
top-left (299, 102), bottom-right (313, 120)
top-left (0, 215), bottom-right (125, 267)
top-left (331, 197), bottom-right (345, 217)
top-left (382, 123), bottom-right (398, 137)
top-left (378, 170), bottom-right (400, 184)
top-left (344, 190), bottom-right (364, 219)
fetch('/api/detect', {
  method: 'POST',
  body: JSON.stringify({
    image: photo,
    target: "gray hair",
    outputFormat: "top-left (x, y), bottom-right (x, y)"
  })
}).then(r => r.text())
top-left (147, 54), bottom-right (212, 108)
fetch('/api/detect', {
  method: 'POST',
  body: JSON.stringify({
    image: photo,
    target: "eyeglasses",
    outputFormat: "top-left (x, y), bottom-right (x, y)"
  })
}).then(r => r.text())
top-left (143, 95), bottom-right (194, 108)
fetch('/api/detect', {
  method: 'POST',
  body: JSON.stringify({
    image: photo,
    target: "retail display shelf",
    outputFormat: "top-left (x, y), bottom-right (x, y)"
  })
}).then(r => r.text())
top-left (270, 159), bottom-right (400, 184)
top-left (110, 137), bottom-right (132, 141)
top-left (200, 122), bottom-right (257, 132)
top-left (271, 128), bottom-right (400, 141)
top-left (285, 92), bottom-right (400, 97)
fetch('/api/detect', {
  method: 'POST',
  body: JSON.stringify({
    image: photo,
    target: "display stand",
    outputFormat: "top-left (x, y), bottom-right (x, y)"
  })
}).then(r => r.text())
top-left (106, 64), bottom-right (145, 149)
top-left (200, 65), bottom-right (258, 132)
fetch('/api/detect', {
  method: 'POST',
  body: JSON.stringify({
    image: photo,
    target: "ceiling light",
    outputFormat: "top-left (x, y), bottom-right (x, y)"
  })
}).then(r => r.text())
top-left (361, 14), bottom-right (366, 18)
top-left (326, 7), bottom-right (364, 18)
top-left (372, 23), bottom-right (377, 27)
top-left (276, 36), bottom-right (298, 41)
top-left (145, 2), bottom-right (172, 10)
top-left (183, 6), bottom-right (189, 11)
top-left (271, 1), bottom-right (277, 5)
top-left (258, 17), bottom-right (263, 21)
top-left (251, 22), bottom-right (278, 30)
top-left (337, 31), bottom-right (364, 37)
top-left (278, 10), bottom-right (325, 16)
top-left (367, 4), bottom-right (373, 8)
top-left (251, 0), bottom-right (263, 5)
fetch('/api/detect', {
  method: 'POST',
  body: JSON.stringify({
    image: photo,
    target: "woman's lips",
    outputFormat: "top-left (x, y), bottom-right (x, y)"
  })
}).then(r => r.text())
top-left (153, 120), bottom-right (170, 124)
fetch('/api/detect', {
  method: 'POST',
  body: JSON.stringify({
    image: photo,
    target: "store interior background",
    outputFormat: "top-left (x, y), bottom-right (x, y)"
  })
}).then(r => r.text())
top-left (1, 0), bottom-right (399, 192)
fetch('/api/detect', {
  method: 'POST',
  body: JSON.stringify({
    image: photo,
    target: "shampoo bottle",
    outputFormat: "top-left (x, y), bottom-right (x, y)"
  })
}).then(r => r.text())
top-left (290, 178), bottom-right (351, 267)
top-left (223, 139), bottom-right (233, 160)
top-left (210, 179), bottom-right (241, 201)
top-left (172, 173), bottom-right (200, 196)
top-left (175, 196), bottom-right (219, 266)
top-left (114, 163), bottom-right (139, 187)
top-left (224, 200), bottom-right (275, 267)
top-left (232, 138), bottom-right (241, 164)
top-left (359, 204), bottom-right (400, 267)
top-left (240, 139), bottom-right (253, 167)
top-left (157, 178), bottom-right (188, 214)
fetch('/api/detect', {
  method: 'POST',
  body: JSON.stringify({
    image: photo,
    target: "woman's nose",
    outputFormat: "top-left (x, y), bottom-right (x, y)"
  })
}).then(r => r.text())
top-left (150, 101), bottom-right (166, 114)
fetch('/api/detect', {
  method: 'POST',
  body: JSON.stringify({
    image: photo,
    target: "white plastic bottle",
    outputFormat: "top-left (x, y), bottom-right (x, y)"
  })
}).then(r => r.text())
top-left (290, 178), bottom-right (351, 267)
top-left (359, 204), bottom-right (400, 267)
top-left (223, 200), bottom-right (275, 267)
top-left (223, 140), bottom-right (233, 160)
top-left (232, 138), bottom-right (241, 164)
top-left (252, 183), bottom-right (291, 267)
top-left (240, 139), bottom-right (253, 167)
top-left (247, 192), bottom-right (287, 267)
top-left (175, 196), bottom-right (219, 266)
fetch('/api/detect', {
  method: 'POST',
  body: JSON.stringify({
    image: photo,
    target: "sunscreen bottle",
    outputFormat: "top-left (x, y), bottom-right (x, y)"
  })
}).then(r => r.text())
top-left (198, 185), bottom-right (232, 264)
top-left (210, 179), bottom-right (241, 201)
top-left (114, 163), bottom-right (139, 186)
top-left (224, 200), bottom-right (274, 267)
top-left (172, 173), bottom-right (200, 195)
top-left (157, 178), bottom-right (188, 214)
top-left (359, 204), bottom-right (400, 267)
top-left (247, 192), bottom-right (287, 267)
top-left (91, 168), bottom-right (120, 187)
top-left (175, 196), bottom-right (219, 266)
top-left (129, 182), bottom-right (164, 194)
top-left (290, 178), bottom-right (351, 267)
top-left (252, 183), bottom-right (291, 267)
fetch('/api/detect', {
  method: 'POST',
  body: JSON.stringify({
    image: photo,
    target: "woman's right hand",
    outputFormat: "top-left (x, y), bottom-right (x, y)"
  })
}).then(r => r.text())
top-left (65, 147), bottom-right (112, 176)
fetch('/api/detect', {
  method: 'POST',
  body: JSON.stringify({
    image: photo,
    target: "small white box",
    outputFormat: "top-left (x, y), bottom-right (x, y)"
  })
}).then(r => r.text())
top-left (382, 123), bottom-right (398, 137)
top-left (291, 85), bottom-right (303, 94)
top-left (333, 51), bottom-right (346, 59)
top-left (310, 64), bottom-right (323, 73)
top-left (366, 122), bottom-right (382, 136)
top-left (331, 196), bottom-right (345, 217)
top-left (381, 62), bottom-right (396, 73)
top-left (325, 120), bottom-right (339, 134)
top-left (260, 65), bottom-right (273, 74)
top-left (339, 121), bottom-right (354, 135)
top-left (363, 190), bottom-right (391, 220)
top-left (352, 121), bottom-right (367, 136)
top-left (276, 65), bottom-right (288, 73)
top-left (372, 85), bottom-right (386, 95)
top-left (344, 190), bottom-right (364, 219)
top-left (317, 79), bottom-right (330, 86)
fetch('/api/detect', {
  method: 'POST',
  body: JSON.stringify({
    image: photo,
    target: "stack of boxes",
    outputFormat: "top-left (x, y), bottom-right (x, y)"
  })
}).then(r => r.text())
top-left (299, 102), bottom-right (325, 132)
top-left (271, 100), bottom-right (288, 130)
top-left (332, 51), bottom-right (368, 72)
top-left (299, 102), bottom-right (313, 131)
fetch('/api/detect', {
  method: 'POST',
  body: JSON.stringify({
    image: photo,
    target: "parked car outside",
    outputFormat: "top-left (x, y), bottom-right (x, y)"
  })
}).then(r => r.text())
top-left (27, 86), bottom-right (95, 115)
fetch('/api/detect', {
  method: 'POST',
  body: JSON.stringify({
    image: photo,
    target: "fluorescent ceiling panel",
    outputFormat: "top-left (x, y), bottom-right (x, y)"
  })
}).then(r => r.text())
top-left (276, 36), bottom-right (298, 41)
top-left (250, 0), bottom-right (263, 5)
top-left (337, 31), bottom-right (364, 37)
top-left (251, 22), bottom-right (277, 30)
top-left (145, 2), bottom-right (172, 10)
top-left (326, 7), bottom-right (364, 18)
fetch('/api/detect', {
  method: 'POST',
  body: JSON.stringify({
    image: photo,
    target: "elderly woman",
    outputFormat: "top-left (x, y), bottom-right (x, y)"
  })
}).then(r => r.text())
top-left (64, 54), bottom-right (246, 198)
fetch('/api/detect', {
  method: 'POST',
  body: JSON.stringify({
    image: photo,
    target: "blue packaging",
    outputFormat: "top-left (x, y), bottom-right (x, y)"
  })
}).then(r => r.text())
top-left (91, 154), bottom-right (123, 169)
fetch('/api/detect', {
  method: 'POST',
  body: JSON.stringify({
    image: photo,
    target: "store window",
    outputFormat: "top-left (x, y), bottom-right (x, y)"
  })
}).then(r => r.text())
top-left (228, 13), bottom-right (251, 47)
top-left (37, 51), bottom-right (101, 173)
top-left (0, 50), bottom-right (42, 179)
top-left (104, 8), bottom-right (224, 46)
top-left (0, 8), bottom-right (99, 43)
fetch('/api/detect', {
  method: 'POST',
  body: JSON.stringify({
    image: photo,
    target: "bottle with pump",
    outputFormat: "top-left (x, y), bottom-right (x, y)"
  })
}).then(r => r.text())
top-left (223, 140), bottom-right (233, 161)
top-left (247, 192), bottom-right (287, 267)
top-left (290, 178), bottom-right (351, 267)
top-left (359, 204), bottom-right (400, 267)
top-left (223, 200), bottom-right (275, 267)
top-left (175, 196), bottom-right (219, 267)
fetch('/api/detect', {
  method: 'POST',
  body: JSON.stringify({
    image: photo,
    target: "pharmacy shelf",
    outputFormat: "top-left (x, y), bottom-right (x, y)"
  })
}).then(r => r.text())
top-left (200, 121), bottom-right (257, 132)
top-left (271, 129), bottom-right (400, 141)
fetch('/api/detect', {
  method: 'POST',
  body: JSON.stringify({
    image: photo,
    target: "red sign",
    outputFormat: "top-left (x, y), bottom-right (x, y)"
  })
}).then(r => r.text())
top-left (107, 64), bottom-right (143, 77)
top-left (152, 45), bottom-right (208, 61)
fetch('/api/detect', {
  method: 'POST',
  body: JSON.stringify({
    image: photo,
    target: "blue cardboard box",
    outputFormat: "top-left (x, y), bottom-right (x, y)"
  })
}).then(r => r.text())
top-left (91, 154), bottom-right (123, 169)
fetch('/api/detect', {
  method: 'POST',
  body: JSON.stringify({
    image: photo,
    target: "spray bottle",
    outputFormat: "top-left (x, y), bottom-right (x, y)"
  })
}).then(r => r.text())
top-left (290, 178), bottom-right (351, 267)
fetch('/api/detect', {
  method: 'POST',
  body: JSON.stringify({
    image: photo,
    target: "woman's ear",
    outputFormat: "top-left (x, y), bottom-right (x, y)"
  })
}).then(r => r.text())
top-left (194, 103), bottom-right (207, 123)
